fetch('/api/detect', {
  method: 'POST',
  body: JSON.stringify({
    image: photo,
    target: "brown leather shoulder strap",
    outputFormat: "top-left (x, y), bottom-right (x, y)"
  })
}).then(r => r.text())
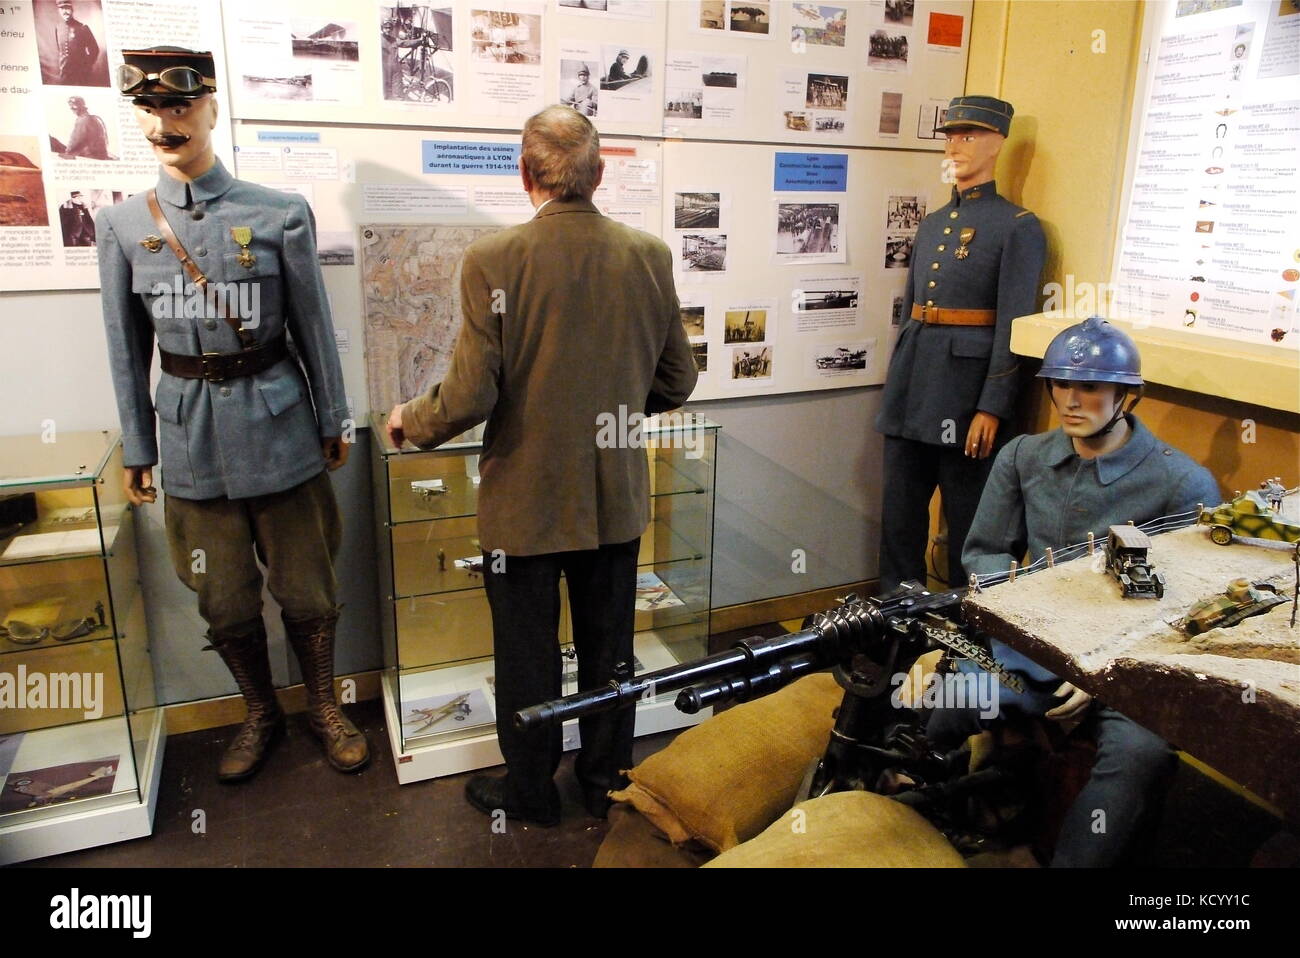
top-left (147, 189), bottom-right (206, 289)
top-left (146, 189), bottom-right (254, 347)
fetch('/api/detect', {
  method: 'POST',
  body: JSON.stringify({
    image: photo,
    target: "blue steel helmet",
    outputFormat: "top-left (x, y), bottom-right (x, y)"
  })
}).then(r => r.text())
top-left (1036, 316), bottom-right (1143, 386)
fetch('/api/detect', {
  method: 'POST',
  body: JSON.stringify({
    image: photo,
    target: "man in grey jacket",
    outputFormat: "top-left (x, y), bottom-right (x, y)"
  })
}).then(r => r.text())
top-left (388, 106), bottom-right (697, 825)
top-left (97, 47), bottom-right (368, 782)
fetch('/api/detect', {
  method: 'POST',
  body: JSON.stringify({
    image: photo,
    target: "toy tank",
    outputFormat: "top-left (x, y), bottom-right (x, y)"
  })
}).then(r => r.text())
top-left (1183, 578), bottom-right (1287, 635)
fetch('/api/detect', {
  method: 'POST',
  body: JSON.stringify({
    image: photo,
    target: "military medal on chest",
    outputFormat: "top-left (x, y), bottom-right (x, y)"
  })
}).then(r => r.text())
top-left (954, 227), bottom-right (976, 260)
top-left (140, 234), bottom-right (163, 252)
top-left (231, 227), bottom-right (256, 268)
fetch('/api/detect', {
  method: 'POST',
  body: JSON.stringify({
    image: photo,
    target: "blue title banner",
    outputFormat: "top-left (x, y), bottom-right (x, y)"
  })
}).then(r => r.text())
top-left (774, 152), bottom-right (848, 192)
top-left (423, 140), bottom-right (522, 175)
top-left (257, 131), bottom-right (321, 143)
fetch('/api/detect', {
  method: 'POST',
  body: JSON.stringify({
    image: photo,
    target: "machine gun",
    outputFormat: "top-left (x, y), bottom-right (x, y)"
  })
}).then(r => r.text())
top-left (516, 583), bottom-right (1032, 847)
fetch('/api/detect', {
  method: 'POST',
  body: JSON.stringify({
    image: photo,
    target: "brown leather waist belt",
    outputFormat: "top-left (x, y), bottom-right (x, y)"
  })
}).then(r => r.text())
top-left (160, 335), bottom-right (288, 382)
top-left (911, 304), bottom-right (997, 326)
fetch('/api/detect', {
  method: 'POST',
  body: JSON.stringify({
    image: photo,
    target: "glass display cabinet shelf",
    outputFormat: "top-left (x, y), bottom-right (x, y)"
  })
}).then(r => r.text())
top-left (0, 431), bottom-right (164, 863)
top-left (370, 412), bottom-right (719, 784)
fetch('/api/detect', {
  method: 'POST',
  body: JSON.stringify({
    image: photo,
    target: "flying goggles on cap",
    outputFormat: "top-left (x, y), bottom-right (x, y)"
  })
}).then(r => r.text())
top-left (117, 63), bottom-right (216, 96)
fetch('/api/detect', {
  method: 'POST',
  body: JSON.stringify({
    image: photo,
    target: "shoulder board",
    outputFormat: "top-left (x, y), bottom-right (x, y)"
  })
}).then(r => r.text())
top-left (1015, 209), bottom-right (1034, 218)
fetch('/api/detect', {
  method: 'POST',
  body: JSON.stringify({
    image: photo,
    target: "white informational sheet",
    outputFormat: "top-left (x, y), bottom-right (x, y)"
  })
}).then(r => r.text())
top-left (0, 0), bottom-right (232, 292)
top-left (662, 51), bottom-right (745, 128)
top-left (773, 198), bottom-right (845, 265)
top-left (776, 69), bottom-right (850, 138)
top-left (1113, 1), bottom-right (1300, 348)
top-left (467, 5), bottom-right (544, 117)
top-left (808, 338), bottom-right (874, 377)
top-left (231, 13), bottom-right (363, 106)
top-left (793, 274), bottom-right (861, 331)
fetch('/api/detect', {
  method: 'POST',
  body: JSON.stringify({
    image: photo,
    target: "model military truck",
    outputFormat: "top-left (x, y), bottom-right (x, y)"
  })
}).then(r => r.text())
top-left (1106, 524), bottom-right (1165, 599)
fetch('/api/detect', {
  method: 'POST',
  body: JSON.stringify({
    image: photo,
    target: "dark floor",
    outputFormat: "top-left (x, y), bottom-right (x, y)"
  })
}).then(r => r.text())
top-left (20, 620), bottom-right (1292, 868)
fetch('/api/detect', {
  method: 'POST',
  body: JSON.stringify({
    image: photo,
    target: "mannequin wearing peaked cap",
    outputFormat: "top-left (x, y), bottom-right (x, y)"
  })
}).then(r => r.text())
top-left (95, 47), bottom-right (368, 783)
top-left (875, 95), bottom-right (1047, 593)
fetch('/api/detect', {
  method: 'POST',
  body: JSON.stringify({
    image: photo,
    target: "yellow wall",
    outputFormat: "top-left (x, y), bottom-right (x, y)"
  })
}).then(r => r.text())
top-left (962, 0), bottom-right (1299, 497)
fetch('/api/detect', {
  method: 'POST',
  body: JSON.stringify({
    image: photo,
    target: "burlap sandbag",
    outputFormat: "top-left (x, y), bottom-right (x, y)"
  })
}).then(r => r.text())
top-left (703, 790), bottom-right (965, 868)
top-left (609, 671), bottom-right (843, 853)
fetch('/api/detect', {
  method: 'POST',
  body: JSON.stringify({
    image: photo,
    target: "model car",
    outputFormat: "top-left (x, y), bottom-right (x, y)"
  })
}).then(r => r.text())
top-left (1106, 524), bottom-right (1165, 599)
top-left (1199, 486), bottom-right (1300, 546)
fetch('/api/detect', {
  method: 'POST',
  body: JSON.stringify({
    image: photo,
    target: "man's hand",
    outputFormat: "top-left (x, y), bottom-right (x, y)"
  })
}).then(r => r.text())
top-left (1046, 681), bottom-right (1093, 723)
top-left (322, 437), bottom-right (349, 471)
top-left (386, 403), bottom-right (406, 450)
top-left (123, 466), bottom-right (157, 506)
top-left (964, 411), bottom-right (999, 459)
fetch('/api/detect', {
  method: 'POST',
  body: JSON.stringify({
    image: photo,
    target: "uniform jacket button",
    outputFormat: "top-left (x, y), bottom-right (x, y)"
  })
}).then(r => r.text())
top-left (191, 211), bottom-right (204, 221)
top-left (937, 244), bottom-right (946, 251)
top-left (196, 247), bottom-right (207, 257)
top-left (204, 318), bottom-right (217, 331)
top-left (220, 386), bottom-right (232, 398)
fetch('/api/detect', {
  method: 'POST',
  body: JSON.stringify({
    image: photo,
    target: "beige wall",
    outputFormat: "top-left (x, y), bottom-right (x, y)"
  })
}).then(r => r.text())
top-left (964, 0), bottom-right (1299, 498)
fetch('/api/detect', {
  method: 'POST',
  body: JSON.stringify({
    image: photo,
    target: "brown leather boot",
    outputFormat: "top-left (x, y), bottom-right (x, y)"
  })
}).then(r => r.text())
top-left (207, 624), bottom-right (285, 783)
top-left (283, 611), bottom-right (370, 773)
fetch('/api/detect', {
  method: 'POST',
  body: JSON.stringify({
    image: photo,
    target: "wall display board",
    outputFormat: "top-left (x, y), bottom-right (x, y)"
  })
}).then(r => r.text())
top-left (664, 0), bottom-right (971, 149)
top-left (231, 121), bottom-right (663, 420)
top-left (1111, 0), bottom-right (1299, 350)
top-left (0, 0), bottom-right (233, 292)
top-left (223, 0), bottom-right (668, 138)
top-left (666, 139), bottom-right (948, 400)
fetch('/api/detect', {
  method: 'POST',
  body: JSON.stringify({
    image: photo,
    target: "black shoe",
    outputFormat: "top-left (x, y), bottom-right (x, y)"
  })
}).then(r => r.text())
top-left (581, 785), bottom-right (613, 819)
top-left (465, 774), bottom-right (561, 827)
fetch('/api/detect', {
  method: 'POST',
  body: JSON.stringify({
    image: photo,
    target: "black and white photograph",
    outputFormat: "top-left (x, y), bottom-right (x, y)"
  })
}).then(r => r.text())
top-left (815, 115), bottom-right (845, 132)
top-left (45, 90), bottom-right (117, 161)
top-left (691, 342), bottom-right (709, 372)
top-left (777, 202), bottom-right (840, 255)
top-left (917, 102), bottom-right (949, 139)
top-left (560, 0), bottom-right (608, 9)
top-left (242, 71), bottom-right (313, 101)
top-left (724, 308), bottom-right (767, 343)
top-left (401, 689), bottom-right (492, 738)
top-left (665, 88), bottom-right (703, 119)
top-left (470, 9), bottom-right (541, 65)
top-left (730, 345), bottom-right (773, 380)
top-left (317, 230), bottom-right (356, 266)
top-left (812, 342), bottom-right (870, 373)
top-left (796, 286), bottom-right (858, 310)
top-left (868, 27), bottom-right (911, 71)
top-left (878, 91), bottom-right (903, 135)
top-left (702, 66), bottom-right (738, 87)
top-left (680, 304), bottom-right (706, 337)
top-left (682, 233), bottom-right (727, 272)
top-left (891, 293), bottom-right (906, 325)
top-left (0, 136), bottom-right (50, 227)
top-left (674, 192), bottom-right (720, 229)
top-left (600, 45), bottom-right (652, 90)
top-left (34, 0), bottom-right (110, 88)
top-left (293, 19), bottom-right (360, 61)
top-left (700, 0), bottom-right (725, 30)
top-left (884, 0), bottom-right (915, 26)
top-left (729, 2), bottom-right (770, 34)
top-left (784, 110), bottom-right (810, 131)
top-left (805, 73), bottom-right (848, 111)
top-left (57, 188), bottom-right (118, 247)
top-left (885, 232), bottom-right (914, 269)
top-left (791, 4), bottom-right (847, 46)
top-left (887, 194), bottom-right (926, 231)
top-left (560, 59), bottom-right (599, 115)
top-left (382, 6), bottom-right (455, 103)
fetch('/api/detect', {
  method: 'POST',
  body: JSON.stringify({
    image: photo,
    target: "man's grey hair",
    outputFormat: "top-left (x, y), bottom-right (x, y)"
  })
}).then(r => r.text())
top-left (521, 105), bottom-right (601, 202)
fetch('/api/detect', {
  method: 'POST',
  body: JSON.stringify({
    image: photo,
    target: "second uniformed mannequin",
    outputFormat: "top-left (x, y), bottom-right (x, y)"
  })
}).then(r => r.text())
top-left (875, 95), bottom-right (1047, 592)
top-left (96, 48), bottom-right (369, 781)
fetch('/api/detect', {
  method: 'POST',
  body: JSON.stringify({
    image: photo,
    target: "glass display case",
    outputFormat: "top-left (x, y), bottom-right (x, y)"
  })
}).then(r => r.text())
top-left (0, 430), bottom-right (164, 863)
top-left (370, 412), bottom-right (719, 783)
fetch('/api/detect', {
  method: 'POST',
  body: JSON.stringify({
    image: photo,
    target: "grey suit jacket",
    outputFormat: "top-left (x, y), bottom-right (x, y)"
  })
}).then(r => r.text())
top-left (97, 159), bottom-right (349, 501)
top-left (402, 198), bottom-right (698, 556)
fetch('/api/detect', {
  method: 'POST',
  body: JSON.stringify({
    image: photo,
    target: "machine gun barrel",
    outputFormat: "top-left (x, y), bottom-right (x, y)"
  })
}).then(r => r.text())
top-left (514, 583), bottom-right (966, 731)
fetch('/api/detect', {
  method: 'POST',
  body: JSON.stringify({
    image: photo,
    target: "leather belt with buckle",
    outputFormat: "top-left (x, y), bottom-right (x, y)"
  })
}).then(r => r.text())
top-left (911, 304), bottom-right (997, 326)
top-left (159, 335), bottom-right (289, 382)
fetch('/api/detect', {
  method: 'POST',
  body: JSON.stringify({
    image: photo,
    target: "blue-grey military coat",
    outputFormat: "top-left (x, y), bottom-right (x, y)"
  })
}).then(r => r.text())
top-left (875, 181), bottom-right (1046, 445)
top-left (96, 159), bottom-right (348, 501)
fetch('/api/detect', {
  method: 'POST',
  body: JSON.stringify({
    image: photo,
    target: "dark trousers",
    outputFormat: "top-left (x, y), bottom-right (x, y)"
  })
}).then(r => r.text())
top-left (482, 538), bottom-right (640, 808)
top-left (926, 702), bottom-right (1177, 867)
top-left (878, 434), bottom-right (998, 592)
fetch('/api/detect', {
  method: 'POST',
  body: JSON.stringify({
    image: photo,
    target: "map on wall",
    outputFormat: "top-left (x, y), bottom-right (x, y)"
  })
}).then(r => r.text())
top-left (359, 224), bottom-right (500, 414)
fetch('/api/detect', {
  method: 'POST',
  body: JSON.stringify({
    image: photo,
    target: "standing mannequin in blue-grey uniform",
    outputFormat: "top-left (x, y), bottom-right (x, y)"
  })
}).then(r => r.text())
top-left (875, 95), bottom-right (1046, 592)
top-left (96, 48), bottom-right (369, 782)
top-left (930, 317), bottom-right (1221, 866)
